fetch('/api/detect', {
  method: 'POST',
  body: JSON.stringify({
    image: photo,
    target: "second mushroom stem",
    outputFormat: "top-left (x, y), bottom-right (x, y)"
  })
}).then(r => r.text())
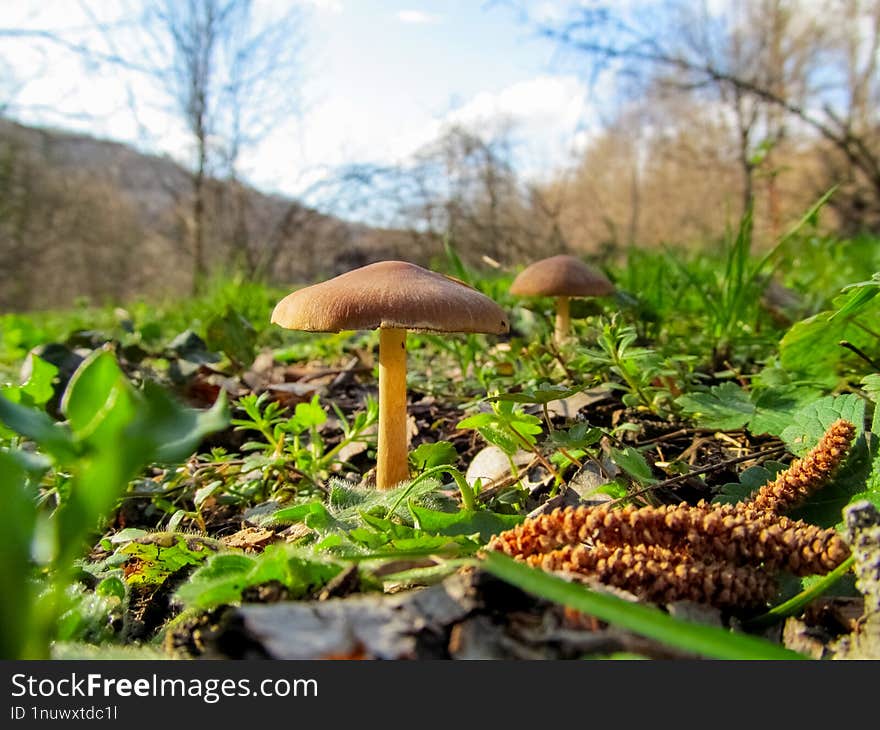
top-left (555, 296), bottom-right (570, 345)
top-left (377, 326), bottom-right (411, 490)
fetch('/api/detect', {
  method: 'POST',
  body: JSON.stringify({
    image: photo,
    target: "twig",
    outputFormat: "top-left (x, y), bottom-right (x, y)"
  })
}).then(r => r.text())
top-left (609, 444), bottom-right (789, 505)
top-left (632, 427), bottom-right (733, 447)
top-left (839, 340), bottom-right (880, 371)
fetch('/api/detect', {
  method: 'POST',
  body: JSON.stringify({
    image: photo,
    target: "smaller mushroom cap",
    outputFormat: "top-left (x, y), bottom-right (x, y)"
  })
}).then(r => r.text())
top-left (509, 255), bottom-right (614, 298)
top-left (272, 260), bottom-right (510, 334)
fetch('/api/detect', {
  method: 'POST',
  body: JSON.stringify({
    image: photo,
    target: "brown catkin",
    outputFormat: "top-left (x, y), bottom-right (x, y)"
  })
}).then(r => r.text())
top-left (745, 419), bottom-right (856, 514)
top-left (488, 502), bottom-right (850, 573)
top-left (530, 543), bottom-right (778, 608)
top-left (485, 419), bottom-right (857, 609)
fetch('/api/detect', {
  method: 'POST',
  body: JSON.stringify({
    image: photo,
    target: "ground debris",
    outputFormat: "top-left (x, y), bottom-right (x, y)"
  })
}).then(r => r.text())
top-left (180, 567), bottom-right (721, 660)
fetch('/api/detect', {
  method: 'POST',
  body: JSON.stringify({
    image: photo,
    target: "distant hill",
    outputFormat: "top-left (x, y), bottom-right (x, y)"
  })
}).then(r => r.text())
top-left (0, 118), bottom-right (425, 310)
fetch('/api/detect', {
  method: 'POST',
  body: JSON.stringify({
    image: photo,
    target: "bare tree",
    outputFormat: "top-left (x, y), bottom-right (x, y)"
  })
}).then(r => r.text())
top-left (536, 0), bottom-right (880, 231)
top-left (134, 0), bottom-right (306, 291)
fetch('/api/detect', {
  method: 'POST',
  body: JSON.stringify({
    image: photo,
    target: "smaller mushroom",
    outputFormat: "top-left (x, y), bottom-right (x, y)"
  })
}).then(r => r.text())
top-left (271, 261), bottom-right (509, 490)
top-left (509, 254), bottom-right (614, 345)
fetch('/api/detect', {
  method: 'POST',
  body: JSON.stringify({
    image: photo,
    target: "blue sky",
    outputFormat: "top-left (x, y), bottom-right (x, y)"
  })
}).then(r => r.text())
top-left (2, 1), bottom-right (601, 205)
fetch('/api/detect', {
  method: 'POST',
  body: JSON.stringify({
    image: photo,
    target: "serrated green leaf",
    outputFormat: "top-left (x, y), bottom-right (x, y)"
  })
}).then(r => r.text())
top-left (777, 395), bottom-right (872, 527)
top-left (779, 394), bottom-right (865, 456)
top-left (862, 374), bottom-right (880, 438)
top-left (289, 394), bottom-right (327, 431)
top-left (611, 446), bottom-right (657, 485)
top-left (749, 387), bottom-right (817, 436)
top-left (119, 535), bottom-right (215, 585)
top-left (456, 412), bottom-right (493, 429)
top-left (676, 382), bottom-right (753, 430)
top-left (713, 461), bottom-right (786, 506)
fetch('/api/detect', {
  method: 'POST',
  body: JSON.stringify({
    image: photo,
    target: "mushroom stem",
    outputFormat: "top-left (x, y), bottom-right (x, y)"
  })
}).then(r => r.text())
top-left (554, 296), bottom-right (571, 344)
top-left (377, 326), bottom-right (410, 489)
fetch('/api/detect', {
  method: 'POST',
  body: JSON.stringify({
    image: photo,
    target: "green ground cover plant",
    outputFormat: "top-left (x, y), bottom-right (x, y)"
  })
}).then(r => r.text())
top-left (2, 209), bottom-right (880, 660)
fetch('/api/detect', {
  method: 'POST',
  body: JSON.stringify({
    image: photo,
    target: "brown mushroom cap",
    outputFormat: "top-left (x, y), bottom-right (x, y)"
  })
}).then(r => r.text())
top-left (509, 255), bottom-right (615, 298)
top-left (271, 260), bottom-right (510, 334)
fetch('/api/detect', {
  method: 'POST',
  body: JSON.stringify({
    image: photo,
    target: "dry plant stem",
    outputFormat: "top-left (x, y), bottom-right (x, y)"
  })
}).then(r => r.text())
top-left (544, 339), bottom-right (577, 380)
top-left (508, 423), bottom-right (564, 483)
top-left (554, 296), bottom-right (570, 345)
top-left (377, 327), bottom-right (410, 489)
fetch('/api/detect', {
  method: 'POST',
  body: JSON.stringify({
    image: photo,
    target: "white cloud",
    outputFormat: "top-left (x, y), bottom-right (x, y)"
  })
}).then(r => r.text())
top-left (396, 10), bottom-right (441, 25)
top-left (251, 73), bottom-right (599, 200)
top-left (407, 75), bottom-right (598, 179)
top-left (297, 0), bottom-right (343, 14)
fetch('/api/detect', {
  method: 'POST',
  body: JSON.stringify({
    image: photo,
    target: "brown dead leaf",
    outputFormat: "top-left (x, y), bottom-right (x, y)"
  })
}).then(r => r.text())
top-left (220, 526), bottom-right (278, 552)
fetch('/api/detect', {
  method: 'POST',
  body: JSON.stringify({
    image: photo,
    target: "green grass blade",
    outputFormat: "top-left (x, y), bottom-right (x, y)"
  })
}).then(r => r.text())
top-left (746, 555), bottom-right (855, 630)
top-left (482, 552), bottom-right (805, 660)
top-left (754, 185), bottom-right (838, 273)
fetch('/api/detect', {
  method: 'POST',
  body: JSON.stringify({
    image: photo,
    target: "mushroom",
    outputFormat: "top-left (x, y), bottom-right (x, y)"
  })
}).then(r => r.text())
top-left (509, 254), bottom-right (614, 344)
top-left (271, 260), bottom-right (509, 489)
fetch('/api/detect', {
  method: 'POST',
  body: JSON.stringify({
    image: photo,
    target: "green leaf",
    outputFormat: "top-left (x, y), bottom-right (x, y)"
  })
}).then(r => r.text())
top-left (713, 461), bottom-right (786, 506)
top-left (549, 422), bottom-right (603, 450)
top-left (779, 394), bottom-right (865, 456)
top-left (611, 446), bottom-right (657, 485)
top-left (749, 388), bottom-right (817, 436)
top-left (482, 552), bottom-right (805, 660)
top-left (16, 355), bottom-right (59, 408)
top-left (95, 576), bottom-right (126, 601)
top-left (676, 382), bottom-right (753, 430)
top-left (457, 401), bottom-right (543, 455)
top-left (205, 308), bottom-right (257, 367)
top-left (135, 382), bottom-right (230, 464)
top-left (173, 553), bottom-right (256, 609)
top-left (273, 500), bottom-right (337, 531)
top-left (456, 412), bottom-right (494, 430)
top-left (748, 555), bottom-right (856, 629)
top-left (409, 503), bottom-right (523, 542)
top-left (862, 374), bottom-right (880, 438)
top-left (409, 441), bottom-right (459, 471)
top-left (175, 546), bottom-right (342, 609)
top-left (0, 449), bottom-right (39, 659)
top-left (289, 394), bottom-right (327, 431)
top-left (778, 395), bottom-right (871, 527)
top-left (0, 394), bottom-right (77, 463)
top-left (61, 349), bottom-right (131, 440)
top-left (831, 272), bottom-right (880, 321)
top-left (780, 296), bottom-right (880, 385)
top-left (119, 534), bottom-right (216, 586)
top-left (678, 383), bottom-right (857, 438)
